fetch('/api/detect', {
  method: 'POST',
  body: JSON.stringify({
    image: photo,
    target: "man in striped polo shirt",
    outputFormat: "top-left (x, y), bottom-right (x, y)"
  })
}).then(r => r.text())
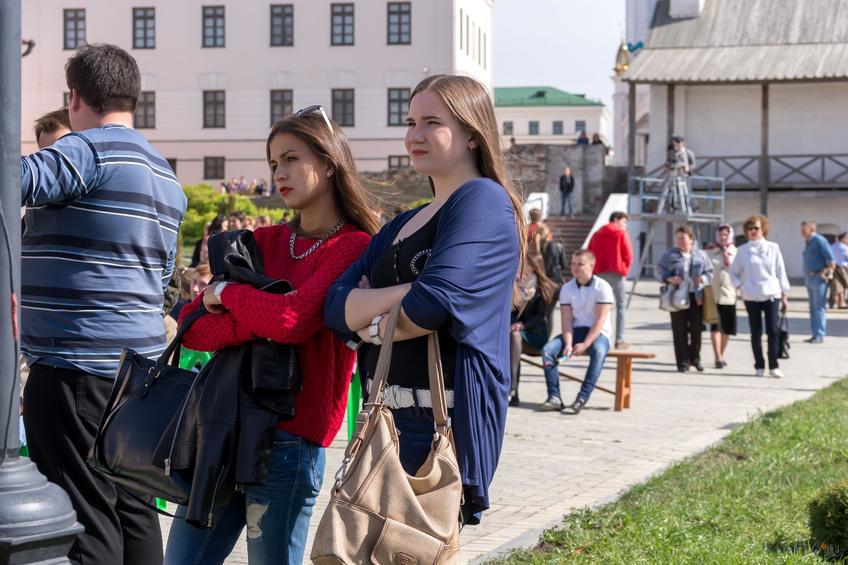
top-left (20, 44), bottom-right (186, 565)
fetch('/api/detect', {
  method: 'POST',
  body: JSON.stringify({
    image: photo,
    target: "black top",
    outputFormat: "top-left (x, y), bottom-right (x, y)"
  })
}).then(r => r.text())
top-left (365, 208), bottom-right (456, 389)
top-left (559, 174), bottom-right (574, 193)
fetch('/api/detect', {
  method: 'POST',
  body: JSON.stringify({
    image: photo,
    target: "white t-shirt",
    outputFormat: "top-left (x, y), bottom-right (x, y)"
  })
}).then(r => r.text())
top-left (559, 275), bottom-right (614, 337)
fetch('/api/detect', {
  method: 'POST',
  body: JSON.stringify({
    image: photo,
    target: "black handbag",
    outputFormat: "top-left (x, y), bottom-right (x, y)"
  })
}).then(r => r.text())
top-left (88, 309), bottom-right (207, 504)
top-left (778, 306), bottom-right (791, 359)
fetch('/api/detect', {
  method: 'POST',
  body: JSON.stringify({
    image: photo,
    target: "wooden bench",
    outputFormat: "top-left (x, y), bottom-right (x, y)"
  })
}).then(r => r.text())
top-left (520, 350), bottom-right (656, 411)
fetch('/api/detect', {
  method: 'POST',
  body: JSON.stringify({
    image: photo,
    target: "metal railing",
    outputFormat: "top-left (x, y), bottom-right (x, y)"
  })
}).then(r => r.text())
top-left (646, 154), bottom-right (848, 189)
top-left (628, 174), bottom-right (726, 222)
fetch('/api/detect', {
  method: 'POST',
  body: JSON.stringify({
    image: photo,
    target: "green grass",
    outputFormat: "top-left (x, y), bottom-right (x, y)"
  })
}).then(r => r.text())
top-left (495, 379), bottom-right (848, 564)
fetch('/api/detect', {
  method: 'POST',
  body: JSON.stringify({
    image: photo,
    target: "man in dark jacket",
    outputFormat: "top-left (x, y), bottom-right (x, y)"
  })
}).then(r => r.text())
top-left (559, 166), bottom-right (575, 217)
top-left (587, 211), bottom-right (633, 349)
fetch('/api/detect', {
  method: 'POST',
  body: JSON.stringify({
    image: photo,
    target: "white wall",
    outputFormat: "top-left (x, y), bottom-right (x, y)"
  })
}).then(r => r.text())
top-left (496, 105), bottom-right (608, 146)
top-left (21, 0), bottom-right (492, 182)
top-left (646, 82), bottom-right (848, 169)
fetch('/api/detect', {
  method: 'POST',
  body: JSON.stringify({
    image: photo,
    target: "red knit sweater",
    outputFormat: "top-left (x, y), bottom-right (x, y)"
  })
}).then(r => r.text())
top-left (177, 223), bottom-right (370, 447)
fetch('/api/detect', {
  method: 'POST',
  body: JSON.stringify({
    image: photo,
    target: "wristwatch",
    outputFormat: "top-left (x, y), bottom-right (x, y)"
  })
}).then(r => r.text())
top-left (369, 314), bottom-right (385, 346)
top-left (213, 281), bottom-right (229, 300)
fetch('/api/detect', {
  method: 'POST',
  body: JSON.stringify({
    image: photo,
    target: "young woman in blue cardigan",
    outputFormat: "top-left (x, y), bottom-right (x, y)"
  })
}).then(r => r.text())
top-left (324, 74), bottom-right (524, 524)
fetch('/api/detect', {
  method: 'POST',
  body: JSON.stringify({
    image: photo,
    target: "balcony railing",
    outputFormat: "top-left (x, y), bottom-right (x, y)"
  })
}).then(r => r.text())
top-left (646, 154), bottom-right (848, 189)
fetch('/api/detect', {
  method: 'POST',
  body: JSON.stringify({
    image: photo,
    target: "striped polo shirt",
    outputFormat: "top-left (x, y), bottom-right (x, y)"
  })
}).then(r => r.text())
top-left (20, 124), bottom-right (187, 378)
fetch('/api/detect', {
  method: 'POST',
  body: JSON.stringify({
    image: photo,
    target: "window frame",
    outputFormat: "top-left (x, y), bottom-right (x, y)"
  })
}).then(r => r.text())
top-left (202, 5), bottom-right (226, 48)
top-left (575, 120), bottom-right (587, 133)
top-left (270, 89), bottom-right (293, 126)
top-left (330, 3), bottom-right (354, 46)
top-left (204, 156), bottom-right (225, 180)
top-left (387, 88), bottom-right (410, 126)
top-left (388, 155), bottom-right (410, 170)
top-left (63, 9), bottom-right (86, 50)
top-left (270, 4), bottom-right (294, 47)
top-left (528, 121), bottom-right (540, 136)
top-left (132, 7), bottom-right (156, 49)
top-left (203, 90), bottom-right (226, 128)
top-left (331, 88), bottom-right (355, 127)
top-left (503, 121), bottom-right (514, 136)
top-left (387, 2), bottom-right (411, 45)
top-left (134, 91), bottom-right (156, 129)
top-left (552, 120), bottom-right (564, 136)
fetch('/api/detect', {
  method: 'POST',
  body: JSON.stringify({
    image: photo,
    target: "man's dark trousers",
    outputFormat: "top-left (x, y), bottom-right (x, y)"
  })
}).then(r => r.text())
top-left (23, 364), bottom-right (163, 565)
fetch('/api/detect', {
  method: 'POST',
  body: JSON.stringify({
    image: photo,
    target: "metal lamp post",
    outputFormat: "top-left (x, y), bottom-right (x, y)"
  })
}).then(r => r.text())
top-left (0, 0), bottom-right (83, 562)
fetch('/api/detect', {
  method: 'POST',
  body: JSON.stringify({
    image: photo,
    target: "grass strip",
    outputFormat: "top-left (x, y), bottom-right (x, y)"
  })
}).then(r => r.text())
top-left (495, 378), bottom-right (848, 564)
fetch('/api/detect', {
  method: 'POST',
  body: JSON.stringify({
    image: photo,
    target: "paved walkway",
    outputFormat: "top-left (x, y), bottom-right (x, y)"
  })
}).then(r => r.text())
top-left (159, 287), bottom-right (848, 563)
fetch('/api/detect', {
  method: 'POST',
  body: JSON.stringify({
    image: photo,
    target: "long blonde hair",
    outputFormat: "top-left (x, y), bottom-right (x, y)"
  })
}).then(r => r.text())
top-left (266, 113), bottom-right (380, 236)
top-left (409, 75), bottom-right (527, 281)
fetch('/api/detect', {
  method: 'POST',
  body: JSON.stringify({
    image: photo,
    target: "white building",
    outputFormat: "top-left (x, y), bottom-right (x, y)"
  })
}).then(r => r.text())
top-left (616, 0), bottom-right (848, 278)
top-left (493, 86), bottom-right (609, 147)
top-left (21, 0), bottom-right (493, 184)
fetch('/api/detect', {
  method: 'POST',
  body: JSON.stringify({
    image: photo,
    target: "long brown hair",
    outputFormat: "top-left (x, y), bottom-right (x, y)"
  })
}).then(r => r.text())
top-left (266, 112), bottom-right (380, 236)
top-left (527, 254), bottom-right (558, 304)
top-left (409, 75), bottom-right (527, 278)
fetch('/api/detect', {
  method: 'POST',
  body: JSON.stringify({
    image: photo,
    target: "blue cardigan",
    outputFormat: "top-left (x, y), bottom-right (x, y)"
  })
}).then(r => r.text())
top-left (324, 178), bottom-right (519, 523)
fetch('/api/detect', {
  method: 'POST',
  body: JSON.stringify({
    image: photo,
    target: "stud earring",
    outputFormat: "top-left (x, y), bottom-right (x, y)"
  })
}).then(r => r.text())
top-left (326, 170), bottom-right (333, 178)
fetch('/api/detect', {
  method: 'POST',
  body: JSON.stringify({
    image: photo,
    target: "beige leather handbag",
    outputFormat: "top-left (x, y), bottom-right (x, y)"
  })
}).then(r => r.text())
top-left (311, 305), bottom-right (462, 564)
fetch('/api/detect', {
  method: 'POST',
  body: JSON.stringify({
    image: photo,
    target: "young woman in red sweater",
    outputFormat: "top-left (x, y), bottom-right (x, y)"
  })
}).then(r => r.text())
top-left (164, 106), bottom-right (377, 565)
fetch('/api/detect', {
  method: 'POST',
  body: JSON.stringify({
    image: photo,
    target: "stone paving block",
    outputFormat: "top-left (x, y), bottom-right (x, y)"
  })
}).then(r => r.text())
top-left (156, 289), bottom-right (848, 564)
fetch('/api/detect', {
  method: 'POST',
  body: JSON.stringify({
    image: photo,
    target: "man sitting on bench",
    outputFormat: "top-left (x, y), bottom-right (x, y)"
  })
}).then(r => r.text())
top-left (538, 249), bottom-right (613, 414)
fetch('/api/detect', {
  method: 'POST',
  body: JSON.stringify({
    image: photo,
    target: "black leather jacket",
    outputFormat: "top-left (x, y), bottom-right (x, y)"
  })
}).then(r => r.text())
top-left (171, 230), bottom-right (300, 527)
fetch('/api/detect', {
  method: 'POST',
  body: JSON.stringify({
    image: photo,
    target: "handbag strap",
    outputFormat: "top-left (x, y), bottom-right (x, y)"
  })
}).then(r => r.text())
top-left (426, 333), bottom-right (450, 433)
top-left (369, 303), bottom-right (450, 431)
top-left (157, 308), bottom-right (208, 368)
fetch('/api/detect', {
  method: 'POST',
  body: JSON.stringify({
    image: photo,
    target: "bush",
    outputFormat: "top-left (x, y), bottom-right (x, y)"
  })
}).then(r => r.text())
top-left (809, 479), bottom-right (848, 556)
top-left (180, 184), bottom-right (290, 244)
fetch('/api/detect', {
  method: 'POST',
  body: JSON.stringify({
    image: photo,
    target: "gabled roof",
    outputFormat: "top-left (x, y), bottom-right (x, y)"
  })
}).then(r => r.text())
top-left (622, 0), bottom-right (848, 83)
top-left (494, 87), bottom-right (603, 107)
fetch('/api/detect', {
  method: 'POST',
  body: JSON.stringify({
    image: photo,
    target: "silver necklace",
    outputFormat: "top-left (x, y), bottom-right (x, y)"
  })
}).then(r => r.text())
top-left (289, 218), bottom-right (345, 260)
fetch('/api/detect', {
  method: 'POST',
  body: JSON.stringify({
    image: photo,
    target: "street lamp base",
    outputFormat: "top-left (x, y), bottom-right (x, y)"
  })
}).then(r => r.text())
top-left (0, 453), bottom-right (83, 564)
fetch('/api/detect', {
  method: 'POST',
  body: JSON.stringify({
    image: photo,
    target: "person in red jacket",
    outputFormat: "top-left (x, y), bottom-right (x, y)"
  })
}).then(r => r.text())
top-left (587, 211), bottom-right (633, 349)
top-left (164, 106), bottom-right (377, 565)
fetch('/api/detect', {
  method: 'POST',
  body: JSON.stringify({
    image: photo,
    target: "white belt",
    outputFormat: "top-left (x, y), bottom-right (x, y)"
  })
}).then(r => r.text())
top-left (366, 379), bottom-right (455, 410)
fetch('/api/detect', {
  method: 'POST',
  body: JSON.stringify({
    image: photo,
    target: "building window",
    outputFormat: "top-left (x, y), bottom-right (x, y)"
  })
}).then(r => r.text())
top-left (483, 33), bottom-right (487, 69)
top-left (270, 5), bottom-right (294, 46)
top-left (134, 91), bottom-right (155, 129)
top-left (331, 4), bottom-right (354, 46)
top-left (388, 155), bottom-right (410, 170)
top-left (270, 89), bottom-right (293, 125)
top-left (204, 157), bottom-right (225, 179)
top-left (203, 90), bottom-right (226, 128)
top-left (575, 120), bottom-right (586, 133)
top-left (63, 92), bottom-right (71, 107)
top-left (64, 9), bottom-right (86, 50)
top-left (166, 158), bottom-right (177, 174)
top-left (133, 8), bottom-right (155, 49)
top-left (552, 120), bottom-right (563, 135)
top-left (387, 88), bottom-right (410, 126)
top-left (529, 121), bottom-right (539, 135)
top-left (503, 121), bottom-right (514, 135)
top-left (332, 89), bottom-right (355, 127)
top-left (202, 6), bottom-right (225, 48)
top-left (387, 3), bottom-right (411, 45)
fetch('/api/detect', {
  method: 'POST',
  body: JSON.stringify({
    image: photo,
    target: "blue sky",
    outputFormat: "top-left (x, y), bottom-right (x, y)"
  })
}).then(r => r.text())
top-left (493, 0), bottom-right (626, 119)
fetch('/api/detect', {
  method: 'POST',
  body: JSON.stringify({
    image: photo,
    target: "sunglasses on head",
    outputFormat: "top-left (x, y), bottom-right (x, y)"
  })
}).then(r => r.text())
top-left (294, 105), bottom-right (333, 133)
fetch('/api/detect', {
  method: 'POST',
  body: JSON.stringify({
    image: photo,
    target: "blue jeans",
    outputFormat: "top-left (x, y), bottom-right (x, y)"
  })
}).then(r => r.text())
top-left (541, 328), bottom-right (610, 402)
top-left (806, 275), bottom-right (828, 339)
top-left (164, 430), bottom-right (325, 565)
top-left (560, 192), bottom-right (573, 216)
